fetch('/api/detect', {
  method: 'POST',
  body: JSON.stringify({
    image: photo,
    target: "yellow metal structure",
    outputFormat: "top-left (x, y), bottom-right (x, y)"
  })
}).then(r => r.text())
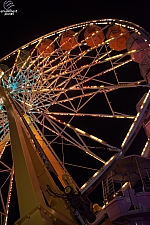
top-left (0, 87), bottom-right (77, 225)
top-left (24, 114), bottom-right (75, 189)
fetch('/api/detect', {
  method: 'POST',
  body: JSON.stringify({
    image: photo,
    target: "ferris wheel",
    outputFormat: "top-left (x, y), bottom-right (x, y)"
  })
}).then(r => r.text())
top-left (0, 19), bottom-right (150, 225)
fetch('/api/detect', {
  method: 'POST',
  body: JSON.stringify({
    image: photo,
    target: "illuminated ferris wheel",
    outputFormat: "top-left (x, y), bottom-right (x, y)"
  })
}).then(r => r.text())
top-left (0, 19), bottom-right (150, 225)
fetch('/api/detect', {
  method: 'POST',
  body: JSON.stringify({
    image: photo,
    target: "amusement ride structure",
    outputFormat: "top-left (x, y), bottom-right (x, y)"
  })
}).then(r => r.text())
top-left (0, 19), bottom-right (150, 225)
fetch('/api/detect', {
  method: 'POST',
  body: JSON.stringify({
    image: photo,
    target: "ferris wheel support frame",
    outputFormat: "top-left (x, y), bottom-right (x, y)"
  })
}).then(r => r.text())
top-left (0, 87), bottom-right (77, 225)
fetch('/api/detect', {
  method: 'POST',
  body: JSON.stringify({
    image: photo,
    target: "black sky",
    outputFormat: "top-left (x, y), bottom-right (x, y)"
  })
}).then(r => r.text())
top-left (0, 0), bottom-right (150, 59)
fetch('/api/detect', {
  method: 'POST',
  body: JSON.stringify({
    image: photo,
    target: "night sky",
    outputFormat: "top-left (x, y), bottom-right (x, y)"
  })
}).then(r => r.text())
top-left (0, 0), bottom-right (150, 58)
top-left (0, 0), bottom-right (150, 224)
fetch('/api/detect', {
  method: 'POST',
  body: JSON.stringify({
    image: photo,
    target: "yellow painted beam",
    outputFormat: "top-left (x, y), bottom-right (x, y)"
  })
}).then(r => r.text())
top-left (24, 114), bottom-right (69, 188)
top-left (0, 87), bottom-right (77, 225)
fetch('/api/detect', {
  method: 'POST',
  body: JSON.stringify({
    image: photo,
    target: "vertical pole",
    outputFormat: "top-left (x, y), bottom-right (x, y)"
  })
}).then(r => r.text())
top-left (0, 87), bottom-right (49, 225)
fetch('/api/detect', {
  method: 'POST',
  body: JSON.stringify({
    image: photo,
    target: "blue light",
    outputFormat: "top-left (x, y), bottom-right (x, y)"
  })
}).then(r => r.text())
top-left (9, 82), bottom-right (18, 91)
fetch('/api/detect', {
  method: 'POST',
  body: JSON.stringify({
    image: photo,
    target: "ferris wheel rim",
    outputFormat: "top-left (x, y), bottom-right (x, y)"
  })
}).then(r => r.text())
top-left (1, 18), bottom-right (150, 63)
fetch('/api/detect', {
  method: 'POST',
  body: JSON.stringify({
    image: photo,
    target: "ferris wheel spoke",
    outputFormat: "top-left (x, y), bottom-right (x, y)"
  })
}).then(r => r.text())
top-left (64, 162), bottom-right (98, 171)
top-left (65, 44), bottom-right (105, 76)
top-left (77, 90), bottom-right (99, 112)
top-left (105, 45), bottom-right (119, 83)
top-left (0, 160), bottom-right (11, 171)
top-left (40, 42), bottom-right (110, 80)
top-left (71, 46), bottom-right (107, 89)
top-left (0, 133), bottom-right (10, 158)
top-left (0, 191), bottom-right (6, 213)
top-left (10, 50), bottom-right (21, 77)
top-left (71, 59), bottom-right (132, 89)
top-left (31, 86), bottom-right (100, 108)
top-left (40, 60), bottom-right (131, 96)
top-left (35, 38), bottom-right (78, 79)
top-left (62, 92), bottom-right (77, 111)
top-left (3, 166), bottom-right (14, 225)
top-left (104, 91), bottom-right (115, 115)
top-left (48, 49), bottom-right (132, 79)
top-left (17, 83), bottom-right (138, 120)
top-left (12, 60), bottom-right (136, 104)
top-left (34, 115), bottom-right (92, 155)
top-left (17, 79), bottom-right (146, 99)
top-left (45, 113), bottom-right (120, 152)
top-left (52, 91), bottom-right (98, 110)
top-left (48, 112), bottom-right (135, 119)
top-left (41, 113), bottom-right (87, 148)
top-left (36, 113), bottom-right (108, 163)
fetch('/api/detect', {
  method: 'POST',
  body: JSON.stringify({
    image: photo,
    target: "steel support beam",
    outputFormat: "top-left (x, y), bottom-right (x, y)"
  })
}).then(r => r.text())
top-left (0, 87), bottom-right (77, 225)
